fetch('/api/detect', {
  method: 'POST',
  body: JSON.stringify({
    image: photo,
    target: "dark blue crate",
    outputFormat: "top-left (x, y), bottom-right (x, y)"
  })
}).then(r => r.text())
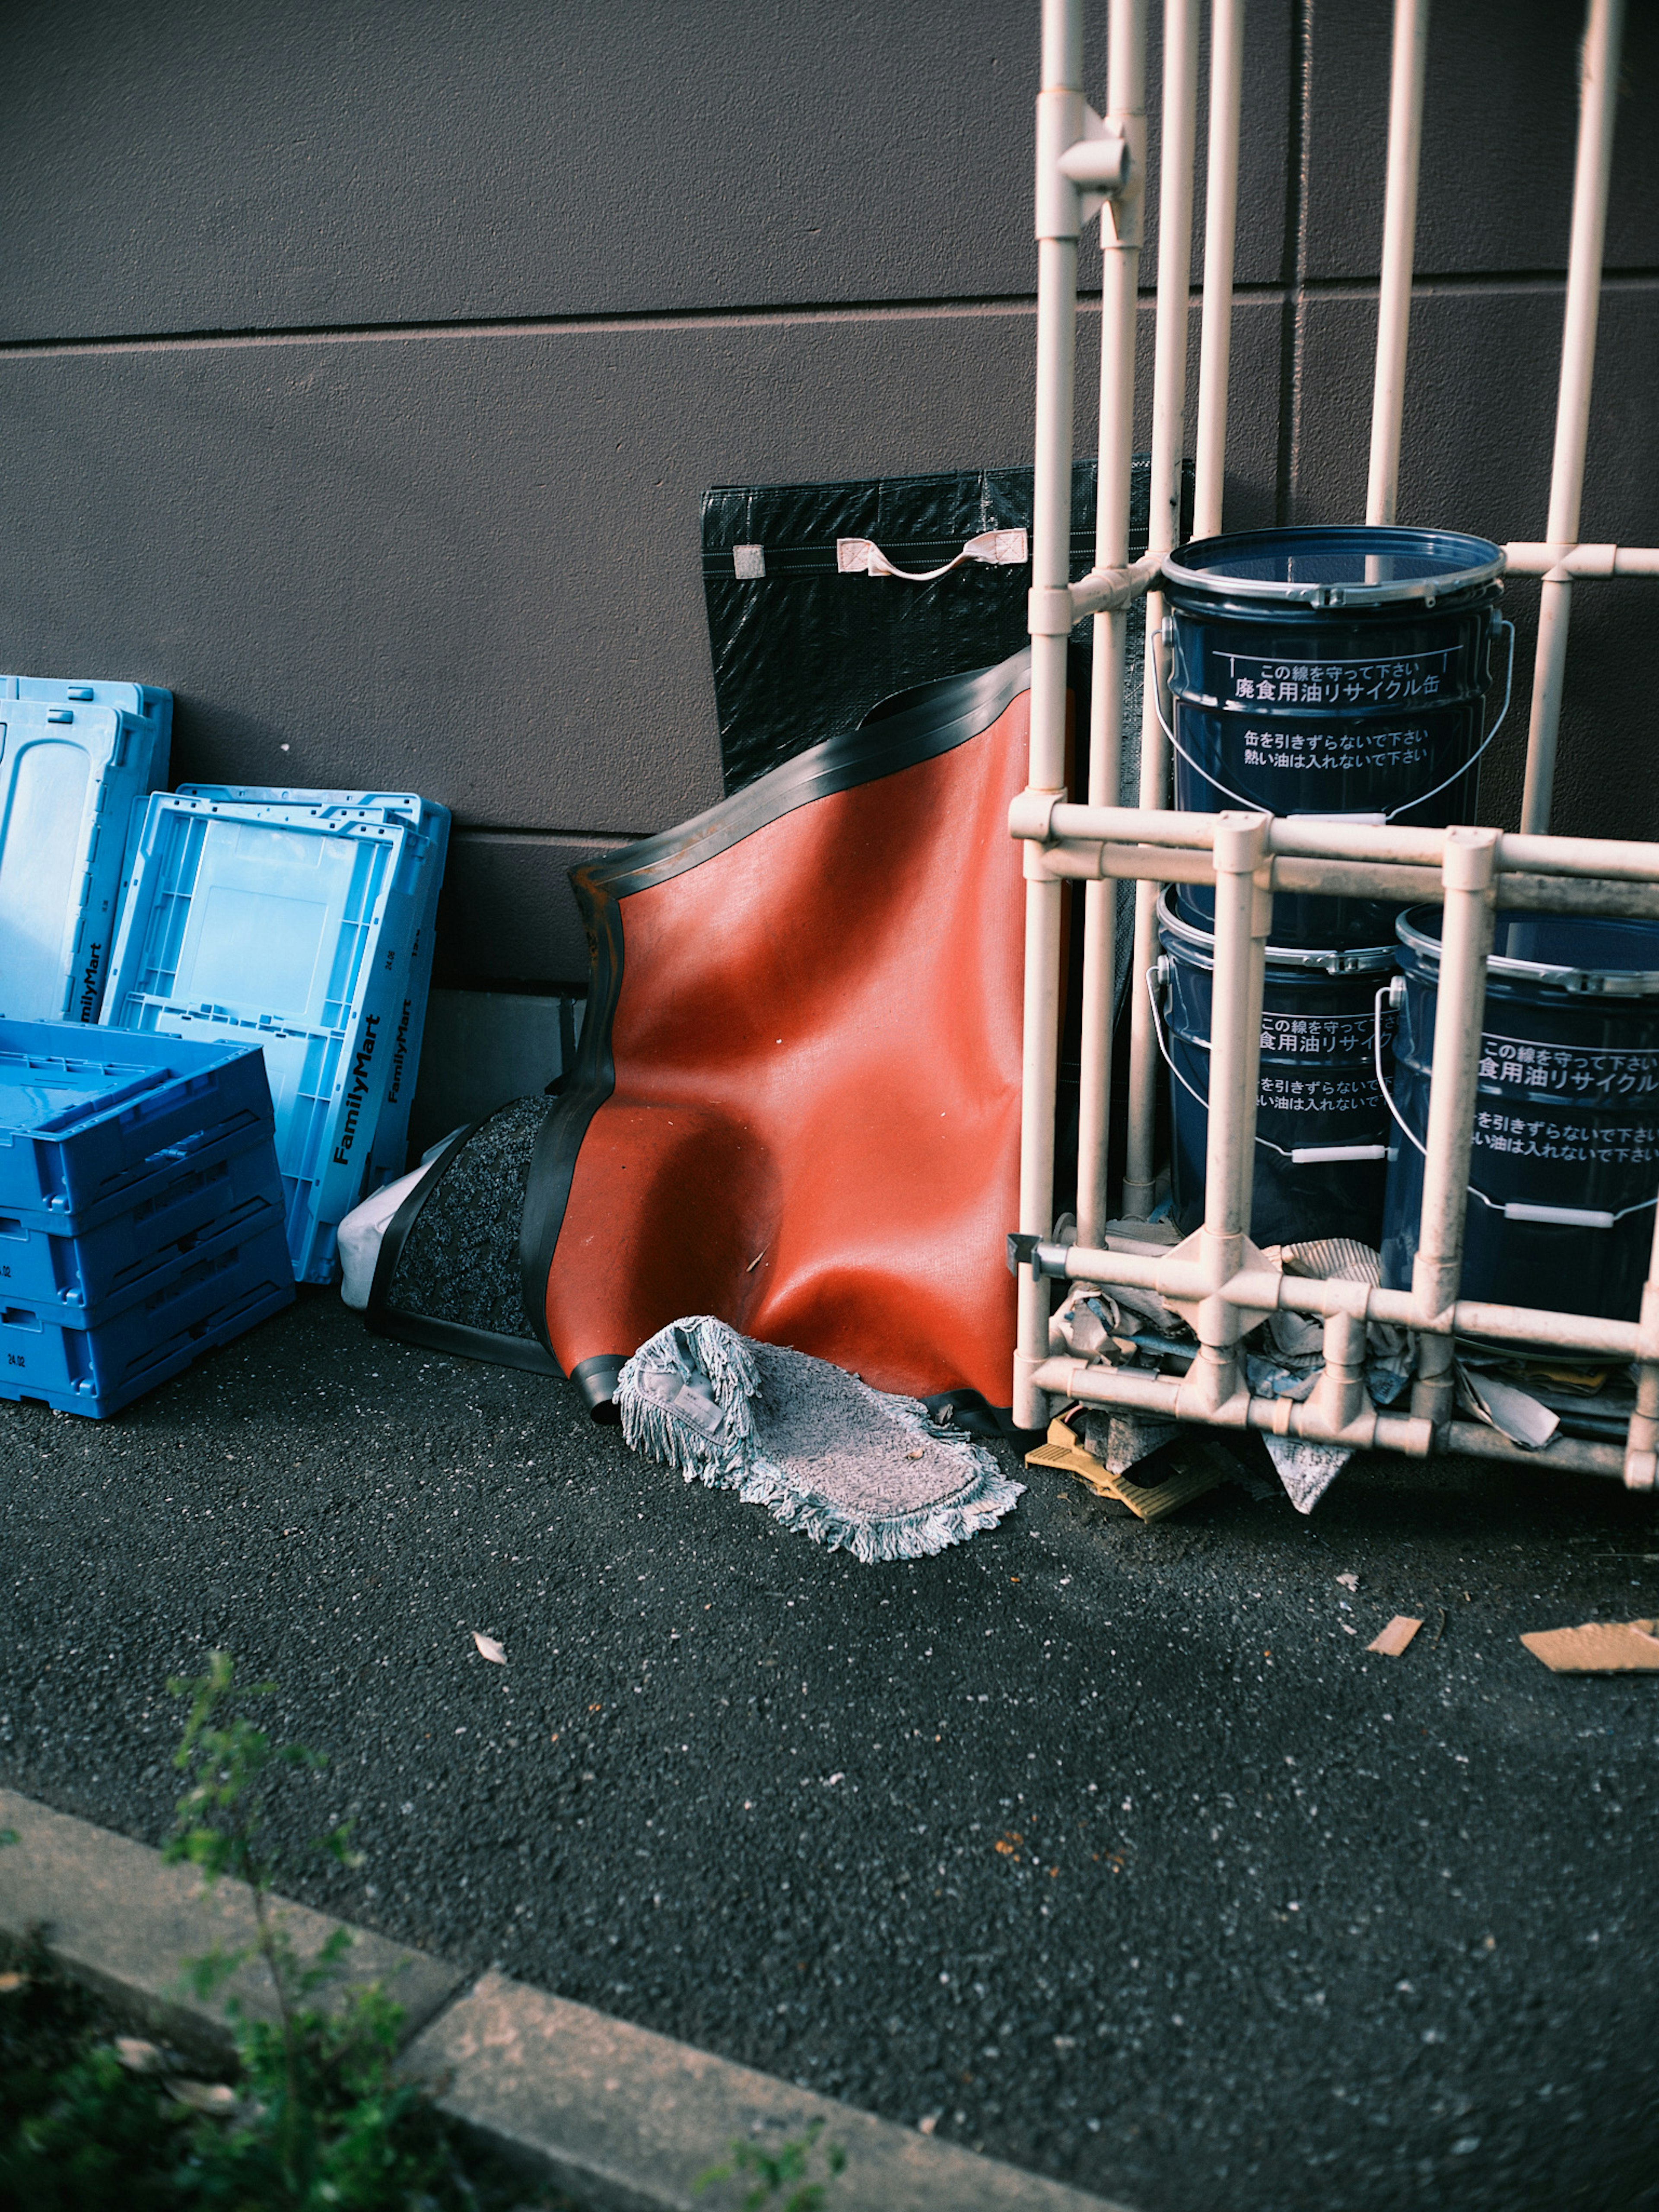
top-left (0, 1217), bottom-right (295, 1419)
top-left (0, 1021), bottom-right (276, 1228)
top-left (0, 1141), bottom-right (285, 1324)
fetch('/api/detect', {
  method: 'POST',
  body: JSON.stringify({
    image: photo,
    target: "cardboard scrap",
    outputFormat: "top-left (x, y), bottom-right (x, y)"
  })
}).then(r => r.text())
top-left (1367, 1615), bottom-right (1422, 1656)
top-left (1520, 1618), bottom-right (1659, 1674)
top-left (1027, 1417), bottom-right (1227, 1522)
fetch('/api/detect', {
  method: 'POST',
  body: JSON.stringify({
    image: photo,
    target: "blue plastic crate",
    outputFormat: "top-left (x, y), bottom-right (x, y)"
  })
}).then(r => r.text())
top-left (176, 786), bottom-right (449, 1188)
top-left (0, 699), bottom-right (157, 1023)
top-left (101, 798), bottom-right (428, 1281)
top-left (0, 1216), bottom-right (295, 1419)
top-left (0, 1019), bottom-right (276, 1229)
top-left (0, 1140), bottom-right (285, 1323)
top-left (1, 675), bottom-right (172, 791)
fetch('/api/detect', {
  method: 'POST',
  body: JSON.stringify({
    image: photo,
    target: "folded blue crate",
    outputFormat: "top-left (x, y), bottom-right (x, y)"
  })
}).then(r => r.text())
top-left (0, 1018), bottom-right (275, 1228)
top-left (101, 797), bottom-right (428, 1282)
top-left (0, 1142), bottom-right (285, 1324)
top-left (0, 1215), bottom-right (295, 1418)
top-left (1, 675), bottom-right (172, 791)
top-left (0, 699), bottom-right (157, 1023)
top-left (177, 786), bottom-right (449, 1188)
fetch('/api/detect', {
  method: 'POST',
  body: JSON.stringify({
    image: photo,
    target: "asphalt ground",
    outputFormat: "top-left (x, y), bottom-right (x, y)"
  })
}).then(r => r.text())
top-left (2, 1290), bottom-right (1656, 2212)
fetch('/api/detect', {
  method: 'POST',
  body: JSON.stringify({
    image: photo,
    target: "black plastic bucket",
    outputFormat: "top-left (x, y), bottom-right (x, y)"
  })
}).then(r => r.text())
top-left (1162, 525), bottom-right (1508, 947)
top-left (1157, 890), bottom-right (1398, 1246)
top-left (1381, 910), bottom-right (1659, 1323)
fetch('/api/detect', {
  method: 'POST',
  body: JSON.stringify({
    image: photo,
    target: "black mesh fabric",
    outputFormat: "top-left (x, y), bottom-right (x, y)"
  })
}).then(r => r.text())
top-left (383, 1093), bottom-right (550, 1340)
top-left (701, 457), bottom-right (1189, 796)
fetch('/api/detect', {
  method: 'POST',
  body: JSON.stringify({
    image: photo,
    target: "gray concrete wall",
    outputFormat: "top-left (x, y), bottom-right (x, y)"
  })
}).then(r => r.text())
top-left (3, 0), bottom-right (1655, 992)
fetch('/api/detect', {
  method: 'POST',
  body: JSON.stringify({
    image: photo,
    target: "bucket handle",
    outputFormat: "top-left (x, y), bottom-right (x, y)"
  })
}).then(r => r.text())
top-left (1146, 963), bottom-right (1388, 1165)
top-left (1154, 618), bottom-right (1516, 824)
top-left (1371, 986), bottom-right (1659, 1227)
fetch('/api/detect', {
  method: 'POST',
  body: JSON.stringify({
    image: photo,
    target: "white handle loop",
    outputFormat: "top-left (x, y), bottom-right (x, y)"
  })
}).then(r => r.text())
top-left (1159, 617), bottom-right (1518, 823)
top-left (1370, 985), bottom-right (1658, 1227)
top-left (836, 528), bottom-right (1028, 583)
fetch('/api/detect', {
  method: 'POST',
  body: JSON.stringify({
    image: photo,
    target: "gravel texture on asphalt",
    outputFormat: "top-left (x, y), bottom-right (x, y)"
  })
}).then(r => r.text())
top-left (2, 1290), bottom-right (1656, 2212)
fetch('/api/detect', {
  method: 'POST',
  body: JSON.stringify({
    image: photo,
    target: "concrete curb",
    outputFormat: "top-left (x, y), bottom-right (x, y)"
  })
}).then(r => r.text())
top-left (0, 1785), bottom-right (1133, 2212)
top-left (0, 1785), bottom-right (462, 2063)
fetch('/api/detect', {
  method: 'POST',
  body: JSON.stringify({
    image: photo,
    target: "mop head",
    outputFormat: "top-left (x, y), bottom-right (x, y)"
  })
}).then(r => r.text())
top-left (616, 1316), bottom-right (1023, 1563)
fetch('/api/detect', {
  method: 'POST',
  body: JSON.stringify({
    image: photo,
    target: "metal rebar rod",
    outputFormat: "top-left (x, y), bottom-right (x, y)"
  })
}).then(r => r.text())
top-left (1365, 0), bottom-right (1430, 526)
top-left (1076, 0), bottom-right (1149, 1249)
top-left (1519, 0), bottom-right (1627, 836)
top-left (1123, 0), bottom-right (1200, 1219)
top-left (1409, 826), bottom-right (1498, 1431)
top-left (1192, 0), bottom-right (1244, 538)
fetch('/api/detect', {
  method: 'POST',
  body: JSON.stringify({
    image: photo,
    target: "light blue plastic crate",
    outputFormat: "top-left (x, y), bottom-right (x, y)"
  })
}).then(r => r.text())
top-left (0, 1215), bottom-right (295, 1418)
top-left (0, 699), bottom-right (157, 1023)
top-left (176, 786), bottom-right (449, 1188)
top-left (100, 797), bottom-right (428, 1282)
top-left (0, 1018), bottom-right (276, 1230)
top-left (1, 675), bottom-right (172, 791)
top-left (0, 1139), bottom-right (285, 1324)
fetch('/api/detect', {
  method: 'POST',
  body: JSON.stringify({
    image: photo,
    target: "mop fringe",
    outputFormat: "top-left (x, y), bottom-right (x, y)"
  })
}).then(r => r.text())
top-left (616, 1316), bottom-right (1022, 1562)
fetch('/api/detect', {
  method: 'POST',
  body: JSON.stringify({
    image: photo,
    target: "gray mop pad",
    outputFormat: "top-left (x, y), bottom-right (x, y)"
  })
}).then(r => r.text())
top-left (616, 1316), bottom-right (1023, 1563)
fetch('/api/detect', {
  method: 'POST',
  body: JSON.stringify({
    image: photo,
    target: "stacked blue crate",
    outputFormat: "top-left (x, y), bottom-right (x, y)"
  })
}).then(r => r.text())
top-left (176, 786), bottom-right (449, 1190)
top-left (0, 695), bottom-right (164, 1023)
top-left (100, 795), bottom-right (440, 1284)
top-left (0, 1018), bottom-right (293, 1417)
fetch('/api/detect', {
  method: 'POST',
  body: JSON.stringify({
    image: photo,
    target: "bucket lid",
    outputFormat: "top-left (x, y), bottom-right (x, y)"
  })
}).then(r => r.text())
top-left (1163, 524), bottom-right (1504, 610)
top-left (1157, 887), bottom-right (1397, 974)
top-left (1398, 907), bottom-right (1659, 997)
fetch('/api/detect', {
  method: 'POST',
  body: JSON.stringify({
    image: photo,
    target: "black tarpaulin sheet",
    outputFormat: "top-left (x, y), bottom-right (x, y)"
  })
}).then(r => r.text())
top-left (701, 456), bottom-right (1189, 797)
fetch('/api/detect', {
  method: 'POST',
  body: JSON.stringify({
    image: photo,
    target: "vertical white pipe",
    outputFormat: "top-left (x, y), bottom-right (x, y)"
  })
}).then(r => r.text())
top-left (1365, 0), bottom-right (1430, 528)
top-left (1193, 0), bottom-right (1244, 540)
top-left (1016, 0), bottom-right (1085, 1430)
top-left (1623, 1197), bottom-right (1659, 1488)
top-left (1188, 810), bottom-right (1269, 1413)
top-left (1520, 0), bottom-right (1626, 835)
top-left (1076, 0), bottom-right (1149, 1247)
top-left (1409, 826), bottom-right (1498, 1431)
top-left (1123, 0), bottom-right (1201, 1219)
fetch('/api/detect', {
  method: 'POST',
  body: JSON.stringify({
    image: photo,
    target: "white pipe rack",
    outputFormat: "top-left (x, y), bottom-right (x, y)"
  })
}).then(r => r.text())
top-left (1015, 0), bottom-right (1659, 1489)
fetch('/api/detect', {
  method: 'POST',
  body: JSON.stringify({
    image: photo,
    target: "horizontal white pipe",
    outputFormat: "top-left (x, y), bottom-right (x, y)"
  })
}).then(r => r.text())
top-left (1033, 840), bottom-right (1659, 919)
top-left (1044, 1239), bottom-right (1648, 1358)
top-left (1503, 540), bottom-right (1659, 578)
top-left (1033, 1355), bottom-right (1434, 1454)
top-left (1444, 1421), bottom-right (1625, 1480)
top-left (1067, 550), bottom-right (1163, 619)
top-left (1011, 798), bottom-right (1659, 888)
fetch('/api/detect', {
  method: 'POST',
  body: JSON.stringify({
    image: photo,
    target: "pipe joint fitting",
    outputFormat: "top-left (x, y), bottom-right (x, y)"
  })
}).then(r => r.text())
top-left (1211, 810), bottom-right (1271, 877)
top-left (1028, 584), bottom-right (1078, 637)
top-left (1034, 89), bottom-right (1087, 241)
top-left (1008, 788), bottom-right (1063, 843)
top-left (1622, 1448), bottom-right (1657, 1493)
top-left (1440, 823), bottom-right (1500, 893)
